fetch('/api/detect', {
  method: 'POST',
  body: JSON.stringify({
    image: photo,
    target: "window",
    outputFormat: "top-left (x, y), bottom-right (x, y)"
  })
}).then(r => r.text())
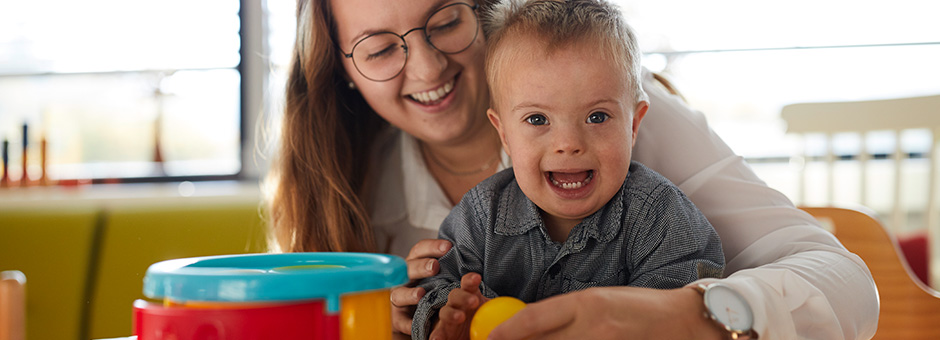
top-left (0, 0), bottom-right (242, 184)
top-left (616, 0), bottom-right (940, 159)
top-left (259, 0), bottom-right (940, 189)
top-left (613, 0), bottom-right (940, 233)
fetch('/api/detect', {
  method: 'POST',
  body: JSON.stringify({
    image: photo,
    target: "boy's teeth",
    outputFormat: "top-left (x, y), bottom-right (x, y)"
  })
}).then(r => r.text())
top-left (550, 171), bottom-right (593, 190)
top-left (410, 79), bottom-right (455, 104)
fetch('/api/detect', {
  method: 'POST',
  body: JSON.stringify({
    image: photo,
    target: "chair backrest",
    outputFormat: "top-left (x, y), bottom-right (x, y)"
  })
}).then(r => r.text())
top-left (801, 206), bottom-right (940, 339)
top-left (86, 199), bottom-right (267, 339)
top-left (0, 206), bottom-right (100, 340)
top-left (0, 270), bottom-right (26, 340)
top-left (781, 94), bottom-right (940, 235)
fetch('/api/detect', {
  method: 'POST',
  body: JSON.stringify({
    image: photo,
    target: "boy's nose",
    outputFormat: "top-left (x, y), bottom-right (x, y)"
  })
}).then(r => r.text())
top-left (554, 128), bottom-right (584, 155)
top-left (403, 35), bottom-right (447, 82)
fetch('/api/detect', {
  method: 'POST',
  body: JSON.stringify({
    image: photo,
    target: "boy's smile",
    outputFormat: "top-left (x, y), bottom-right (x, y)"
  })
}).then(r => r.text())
top-left (487, 36), bottom-right (648, 237)
top-left (546, 170), bottom-right (594, 198)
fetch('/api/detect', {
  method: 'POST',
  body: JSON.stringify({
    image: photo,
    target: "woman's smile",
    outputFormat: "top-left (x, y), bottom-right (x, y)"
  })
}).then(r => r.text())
top-left (408, 76), bottom-right (456, 105)
top-left (405, 72), bottom-right (460, 113)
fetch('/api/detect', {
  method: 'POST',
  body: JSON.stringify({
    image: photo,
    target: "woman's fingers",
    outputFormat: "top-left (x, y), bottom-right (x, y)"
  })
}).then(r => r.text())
top-left (391, 285), bottom-right (424, 308)
top-left (407, 239), bottom-right (453, 260)
top-left (392, 239), bottom-right (452, 335)
top-left (390, 286), bottom-right (424, 334)
top-left (408, 258), bottom-right (439, 281)
top-left (405, 239), bottom-right (452, 281)
top-left (391, 305), bottom-right (416, 334)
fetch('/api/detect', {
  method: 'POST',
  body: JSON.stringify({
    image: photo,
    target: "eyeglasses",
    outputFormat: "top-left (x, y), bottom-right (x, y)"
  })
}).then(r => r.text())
top-left (338, 2), bottom-right (480, 82)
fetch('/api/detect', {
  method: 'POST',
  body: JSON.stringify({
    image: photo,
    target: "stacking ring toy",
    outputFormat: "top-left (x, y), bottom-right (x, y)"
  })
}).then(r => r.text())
top-left (133, 252), bottom-right (407, 340)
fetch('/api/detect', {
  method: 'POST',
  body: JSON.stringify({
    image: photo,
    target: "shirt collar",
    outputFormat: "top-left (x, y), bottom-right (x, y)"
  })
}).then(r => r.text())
top-left (493, 179), bottom-right (542, 236)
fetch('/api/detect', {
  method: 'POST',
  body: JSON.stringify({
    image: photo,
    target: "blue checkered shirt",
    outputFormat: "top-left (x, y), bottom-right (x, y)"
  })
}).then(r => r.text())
top-left (412, 161), bottom-right (724, 339)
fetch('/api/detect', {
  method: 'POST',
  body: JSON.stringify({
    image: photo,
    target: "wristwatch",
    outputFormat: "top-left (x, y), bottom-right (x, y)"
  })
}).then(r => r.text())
top-left (695, 283), bottom-right (758, 340)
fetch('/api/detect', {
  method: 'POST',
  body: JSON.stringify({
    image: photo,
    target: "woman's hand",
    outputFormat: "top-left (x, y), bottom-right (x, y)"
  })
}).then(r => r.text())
top-left (391, 239), bottom-right (453, 334)
top-left (488, 286), bottom-right (726, 340)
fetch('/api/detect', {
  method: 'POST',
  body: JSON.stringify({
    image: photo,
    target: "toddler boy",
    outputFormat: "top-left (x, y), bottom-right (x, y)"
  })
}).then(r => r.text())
top-left (413, 0), bottom-right (724, 338)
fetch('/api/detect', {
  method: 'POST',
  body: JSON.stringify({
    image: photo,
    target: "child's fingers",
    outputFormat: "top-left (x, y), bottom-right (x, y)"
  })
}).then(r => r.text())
top-left (439, 304), bottom-right (468, 324)
top-left (447, 286), bottom-right (481, 311)
top-left (429, 273), bottom-right (485, 340)
top-left (432, 305), bottom-right (469, 340)
top-left (459, 272), bottom-right (482, 293)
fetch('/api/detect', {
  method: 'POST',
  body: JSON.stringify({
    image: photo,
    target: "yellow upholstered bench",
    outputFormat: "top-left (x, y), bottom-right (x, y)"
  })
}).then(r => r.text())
top-left (0, 205), bottom-right (100, 340)
top-left (1, 187), bottom-right (267, 340)
top-left (86, 200), bottom-right (267, 339)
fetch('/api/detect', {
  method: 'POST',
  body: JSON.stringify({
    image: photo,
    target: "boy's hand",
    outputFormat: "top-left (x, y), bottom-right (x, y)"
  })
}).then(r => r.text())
top-left (429, 272), bottom-right (489, 340)
top-left (391, 239), bottom-right (452, 334)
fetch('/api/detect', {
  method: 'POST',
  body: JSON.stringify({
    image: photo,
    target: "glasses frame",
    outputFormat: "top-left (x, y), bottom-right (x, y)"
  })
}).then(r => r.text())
top-left (337, 2), bottom-right (480, 82)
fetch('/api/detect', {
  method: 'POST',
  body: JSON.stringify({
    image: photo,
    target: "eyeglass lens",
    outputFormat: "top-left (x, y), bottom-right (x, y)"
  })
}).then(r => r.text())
top-left (351, 3), bottom-right (478, 81)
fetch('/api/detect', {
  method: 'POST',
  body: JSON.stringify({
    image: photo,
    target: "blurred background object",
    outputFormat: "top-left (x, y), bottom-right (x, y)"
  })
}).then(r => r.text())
top-left (0, 270), bottom-right (26, 340)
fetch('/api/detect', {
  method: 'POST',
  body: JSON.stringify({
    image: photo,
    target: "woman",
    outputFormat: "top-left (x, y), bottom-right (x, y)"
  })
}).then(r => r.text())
top-left (267, 0), bottom-right (878, 338)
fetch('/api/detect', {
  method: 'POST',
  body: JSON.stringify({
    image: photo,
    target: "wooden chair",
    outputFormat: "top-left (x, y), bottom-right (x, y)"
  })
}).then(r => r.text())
top-left (801, 206), bottom-right (940, 339)
top-left (783, 95), bottom-right (940, 235)
top-left (0, 270), bottom-right (26, 340)
top-left (783, 94), bottom-right (940, 288)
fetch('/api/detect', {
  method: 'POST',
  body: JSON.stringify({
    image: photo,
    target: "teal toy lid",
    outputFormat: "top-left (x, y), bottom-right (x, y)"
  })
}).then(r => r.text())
top-left (143, 252), bottom-right (407, 312)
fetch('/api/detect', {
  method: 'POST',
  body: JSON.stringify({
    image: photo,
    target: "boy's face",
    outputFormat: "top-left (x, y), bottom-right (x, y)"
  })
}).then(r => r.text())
top-left (487, 39), bottom-right (648, 229)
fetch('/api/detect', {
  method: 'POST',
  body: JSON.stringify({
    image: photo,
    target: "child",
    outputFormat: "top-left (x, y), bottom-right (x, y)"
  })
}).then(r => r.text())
top-left (412, 0), bottom-right (724, 338)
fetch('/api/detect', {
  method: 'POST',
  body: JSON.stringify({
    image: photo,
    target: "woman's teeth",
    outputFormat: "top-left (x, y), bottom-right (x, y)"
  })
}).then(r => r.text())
top-left (410, 79), bottom-right (455, 104)
top-left (550, 171), bottom-right (594, 190)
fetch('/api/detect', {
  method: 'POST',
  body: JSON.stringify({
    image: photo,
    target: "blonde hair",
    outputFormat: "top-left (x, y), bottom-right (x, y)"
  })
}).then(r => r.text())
top-left (483, 0), bottom-right (645, 104)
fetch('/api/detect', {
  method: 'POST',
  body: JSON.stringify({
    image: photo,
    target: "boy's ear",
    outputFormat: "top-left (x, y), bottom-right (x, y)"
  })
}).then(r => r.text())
top-left (631, 101), bottom-right (649, 148)
top-left (487, 108), bottom-right (511, 156)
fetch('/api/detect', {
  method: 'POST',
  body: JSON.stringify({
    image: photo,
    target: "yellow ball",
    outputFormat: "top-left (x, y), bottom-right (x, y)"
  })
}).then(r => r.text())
top-left (470, 296), bottom-right (526, 340)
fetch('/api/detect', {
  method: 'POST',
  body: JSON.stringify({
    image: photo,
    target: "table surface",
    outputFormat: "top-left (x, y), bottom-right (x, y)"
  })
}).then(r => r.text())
top-left (100, 332), bottom-right (412, 340)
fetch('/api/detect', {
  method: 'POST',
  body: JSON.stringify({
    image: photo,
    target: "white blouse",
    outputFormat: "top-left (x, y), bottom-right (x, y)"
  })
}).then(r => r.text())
top-left (369, 71), bottom-right (878, 339)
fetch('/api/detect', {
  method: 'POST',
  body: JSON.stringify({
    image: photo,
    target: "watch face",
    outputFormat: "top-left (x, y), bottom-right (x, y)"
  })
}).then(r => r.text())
top-left (704, 284), bottom-right (753, 332)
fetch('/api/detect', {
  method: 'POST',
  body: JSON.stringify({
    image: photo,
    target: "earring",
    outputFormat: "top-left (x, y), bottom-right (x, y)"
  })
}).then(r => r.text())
top-left (348, 81), bottom-right (356, 90)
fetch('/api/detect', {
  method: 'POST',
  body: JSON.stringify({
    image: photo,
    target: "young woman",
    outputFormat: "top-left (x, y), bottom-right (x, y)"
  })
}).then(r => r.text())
top-left (267, 0), bottom-right (878, 338)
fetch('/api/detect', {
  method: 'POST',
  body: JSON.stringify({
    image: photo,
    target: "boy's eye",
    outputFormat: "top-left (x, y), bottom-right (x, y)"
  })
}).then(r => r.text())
top-left (587, 112), bottom-right (609, 124)
top-left (525, 114), bottom-right (548, 126)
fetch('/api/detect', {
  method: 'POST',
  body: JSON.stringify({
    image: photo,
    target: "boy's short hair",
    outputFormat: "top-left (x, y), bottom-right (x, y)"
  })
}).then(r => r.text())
top-left (483, 0), bottom-right (646, 105)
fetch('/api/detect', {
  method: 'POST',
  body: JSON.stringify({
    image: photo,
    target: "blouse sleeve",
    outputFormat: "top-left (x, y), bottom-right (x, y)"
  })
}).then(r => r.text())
top-left (632, 71), bottom-right (878, 339)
